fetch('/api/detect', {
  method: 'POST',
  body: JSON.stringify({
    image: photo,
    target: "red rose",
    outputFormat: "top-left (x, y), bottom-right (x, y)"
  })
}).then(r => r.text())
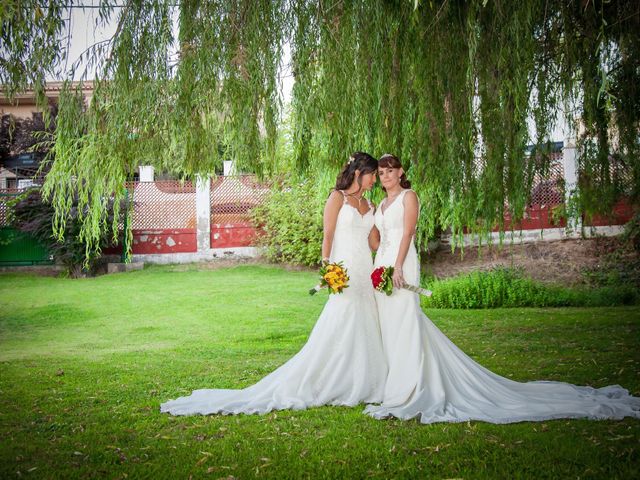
top-left (371, 267), bottom-right (384, 289)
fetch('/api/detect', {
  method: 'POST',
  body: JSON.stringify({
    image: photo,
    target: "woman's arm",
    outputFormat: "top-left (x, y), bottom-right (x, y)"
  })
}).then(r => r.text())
top-left (369, 225), bottom-right (380, 252)
top-left (392, 190), bottom-right (419, 288)
top-left (321, 190), bottom-right (343, 261)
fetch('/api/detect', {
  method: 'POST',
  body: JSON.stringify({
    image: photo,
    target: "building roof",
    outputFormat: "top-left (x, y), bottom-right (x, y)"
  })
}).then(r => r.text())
top-left (0, 81), bottom-right (94, 105)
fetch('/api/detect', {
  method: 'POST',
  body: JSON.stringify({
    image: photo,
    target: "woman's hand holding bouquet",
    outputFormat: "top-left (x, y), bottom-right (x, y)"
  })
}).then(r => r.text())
top-left (371, 266), bottom-right (432, 297)
top-left (309, 261), bottom-right (350, 295)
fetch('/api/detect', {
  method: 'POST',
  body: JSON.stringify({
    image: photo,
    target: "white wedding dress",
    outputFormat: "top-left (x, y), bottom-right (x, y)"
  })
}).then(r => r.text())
top-left (161, 194), bottom-right (387, 415)
top-left (365, 189), bottom-right (640, 424)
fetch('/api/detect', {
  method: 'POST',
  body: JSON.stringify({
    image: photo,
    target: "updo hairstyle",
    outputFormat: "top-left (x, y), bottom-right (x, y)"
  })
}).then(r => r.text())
top-left (378, 153), bottom-right (411, 189)
top-left (334, 151), bottom-right (378, 191)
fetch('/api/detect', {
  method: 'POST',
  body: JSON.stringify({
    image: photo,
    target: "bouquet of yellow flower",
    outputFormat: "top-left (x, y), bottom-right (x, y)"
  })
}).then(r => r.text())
top-left (309, 261), bottom-right (349, 295)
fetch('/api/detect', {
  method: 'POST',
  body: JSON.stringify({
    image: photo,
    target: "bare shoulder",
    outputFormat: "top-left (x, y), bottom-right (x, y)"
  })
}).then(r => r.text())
top-left (327, 189), bottom-right (343, 202)
top-left (403, 189), bottom-right (419, 205)
top-left (325, 190), bottom-right (344, 209)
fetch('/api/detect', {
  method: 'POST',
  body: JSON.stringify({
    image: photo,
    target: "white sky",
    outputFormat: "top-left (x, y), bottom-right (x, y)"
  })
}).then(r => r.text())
top-left (65, 4), bottom-right (295, 102)
top-left (65, 4), bottom-right (116, 79)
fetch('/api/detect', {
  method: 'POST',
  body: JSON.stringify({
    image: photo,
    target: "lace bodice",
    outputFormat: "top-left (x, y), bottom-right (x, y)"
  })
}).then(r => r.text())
top-left (330, 192), bottom-right (375, 297)
top-left (373, 189), bottom-right (419, 285)
top-left (161, 189), bottom-right (387, 416)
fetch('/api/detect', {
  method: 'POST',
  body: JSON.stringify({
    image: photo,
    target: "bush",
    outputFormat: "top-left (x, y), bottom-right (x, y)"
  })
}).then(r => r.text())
top-left (9, 188), bottom-right (123, 277)
top-left (421, 267), bottom-right (639, 309)
top-left (580, 234), bottom-right (640, 290)
top-left (623, 212), bottom-right (640, 252)
top-left (581, 253), bottom-right (640, 290)
top-left (252, 180), bottom-right (324, 266)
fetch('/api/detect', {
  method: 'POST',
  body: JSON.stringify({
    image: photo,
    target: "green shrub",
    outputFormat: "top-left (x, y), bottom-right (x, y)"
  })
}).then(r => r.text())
top-left (582, 255), bottom-right (640, 290)
top-left (421, 267), bottom-right (639, 309)
top-left (581, 234), bottom-right (640, 290)
top-left (623, 212), bottom-right (640, 252)
top-left (252, 180), bottom-right (324, 266)
top-left (9, 188), bottom-right (124, 277)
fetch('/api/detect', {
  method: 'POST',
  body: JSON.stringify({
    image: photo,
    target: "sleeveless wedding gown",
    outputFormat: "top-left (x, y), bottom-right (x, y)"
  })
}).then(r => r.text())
top-left (161, 195), bottom-right (387, 415)
top-left (364, 189), bottom-right (640, 424)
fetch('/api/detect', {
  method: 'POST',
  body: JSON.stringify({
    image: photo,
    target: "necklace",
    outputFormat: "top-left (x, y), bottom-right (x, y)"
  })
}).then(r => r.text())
top-left (345, 191), bottom-right (364, 203)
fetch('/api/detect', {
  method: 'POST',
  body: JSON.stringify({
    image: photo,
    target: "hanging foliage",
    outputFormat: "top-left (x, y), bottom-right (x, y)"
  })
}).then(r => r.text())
top-left (1, 0), bottom-right (638, 259)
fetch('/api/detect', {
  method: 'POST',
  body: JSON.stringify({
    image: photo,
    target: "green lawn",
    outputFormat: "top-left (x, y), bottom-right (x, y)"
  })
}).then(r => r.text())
top-left (1, 264), bottom-right (639, 479)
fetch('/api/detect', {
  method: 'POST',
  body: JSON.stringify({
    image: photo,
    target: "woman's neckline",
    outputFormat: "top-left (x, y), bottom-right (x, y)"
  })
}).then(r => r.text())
top-left (381, 188), bottom-right (407, 215)
top-left (340, 190), bottom-right (372, 217)
top-left (342, 202), bottom-right (373, 218)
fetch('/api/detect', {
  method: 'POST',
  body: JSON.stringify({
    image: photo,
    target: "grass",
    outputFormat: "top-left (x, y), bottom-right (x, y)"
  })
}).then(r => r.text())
top-left (0, 263), bottom-right (639, 479)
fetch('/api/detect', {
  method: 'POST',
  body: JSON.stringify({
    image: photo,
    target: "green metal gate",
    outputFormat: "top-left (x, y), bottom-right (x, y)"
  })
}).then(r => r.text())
top-left (0, 191), bottom-right (52, 266)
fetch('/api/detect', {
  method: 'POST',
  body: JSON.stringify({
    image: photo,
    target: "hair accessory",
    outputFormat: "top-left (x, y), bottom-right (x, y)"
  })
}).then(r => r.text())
top-left (347, 156), bottom-right (355, 164)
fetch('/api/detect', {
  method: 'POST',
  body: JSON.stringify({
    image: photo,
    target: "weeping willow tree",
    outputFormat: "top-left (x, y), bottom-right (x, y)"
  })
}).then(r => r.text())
top-left (1, 0), bottom-right (638, 257)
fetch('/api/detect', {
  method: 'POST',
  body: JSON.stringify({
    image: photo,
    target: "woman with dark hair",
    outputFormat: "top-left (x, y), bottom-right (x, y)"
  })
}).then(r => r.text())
top-left (162, 152), bottom-right (387, 416)
top-left (365, 153), bottom-right (640, 424)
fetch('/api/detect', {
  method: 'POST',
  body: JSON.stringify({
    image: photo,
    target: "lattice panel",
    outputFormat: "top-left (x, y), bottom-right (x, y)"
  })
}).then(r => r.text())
top-left (472, 151), bottom-right (566, 207)
top-left (0, 187), bottom-right (33, 226)
top-left (0, 190), bottom-right (14, 227)
top-left (129, 181), bottom-right (196, 230)
top-left (584, 156), bottom-right (635, 195)
top-left (618, 159), bottom-right (635, 195)
top-left (210, 175), bottom-right (271, 225)
top-left (529, 151), bottom-right (565, 206)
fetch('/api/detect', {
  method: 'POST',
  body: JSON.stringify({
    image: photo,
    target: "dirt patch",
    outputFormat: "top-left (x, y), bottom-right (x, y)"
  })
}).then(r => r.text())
top-left (424, 237), bottom-right (637, 286)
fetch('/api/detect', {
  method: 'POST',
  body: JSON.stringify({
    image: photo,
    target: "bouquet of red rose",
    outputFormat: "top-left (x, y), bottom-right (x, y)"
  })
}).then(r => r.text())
top-left (371, 266), bottom-right (432, 297)
top-left (309, 261), bottom-right (350, 295)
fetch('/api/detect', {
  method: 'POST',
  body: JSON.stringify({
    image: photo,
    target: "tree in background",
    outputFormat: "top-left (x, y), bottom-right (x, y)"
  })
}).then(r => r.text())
top-left (8, 188), bottom-right (124, 277)
top-left (1, 0), bottom-right (638, 260)
top-left (0, 107), bottom-right (56, 162)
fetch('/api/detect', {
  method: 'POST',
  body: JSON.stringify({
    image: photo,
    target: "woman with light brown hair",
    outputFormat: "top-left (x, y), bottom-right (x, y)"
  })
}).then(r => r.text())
top-left (162, 152), bottom-right (387, 415)
top-left (365, 153), bottom-right (640, 424)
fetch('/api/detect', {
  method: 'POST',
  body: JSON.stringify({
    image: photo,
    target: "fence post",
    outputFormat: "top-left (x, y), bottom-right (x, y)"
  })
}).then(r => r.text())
top-left (562, 136), bottom-right (582, 233)
top-left (196, 175), bottom-right (211, 253)
top-left (139, 165), bottom-right (155, 182)
top-left (121, 187), bottom-right (131, 263)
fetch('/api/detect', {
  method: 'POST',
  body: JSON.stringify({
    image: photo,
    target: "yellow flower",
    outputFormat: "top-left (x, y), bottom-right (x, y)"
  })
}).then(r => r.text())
top-left (315, 261), bottom-right (349, 294)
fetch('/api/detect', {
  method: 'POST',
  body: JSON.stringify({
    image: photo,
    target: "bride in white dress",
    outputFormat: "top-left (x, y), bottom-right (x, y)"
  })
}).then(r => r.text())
top-left (364, 153), bottom-right (640, 424)
top-left (161, 152), bottom-right (387, 415)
